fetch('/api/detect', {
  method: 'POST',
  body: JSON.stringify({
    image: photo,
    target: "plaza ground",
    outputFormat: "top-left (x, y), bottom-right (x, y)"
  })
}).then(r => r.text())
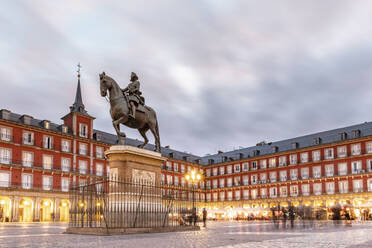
top-left (0, 221), bottom-right (372, 248)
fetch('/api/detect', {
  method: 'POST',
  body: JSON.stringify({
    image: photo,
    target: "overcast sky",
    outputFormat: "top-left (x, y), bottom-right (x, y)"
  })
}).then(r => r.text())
top-left (1, 1), bottom-right (372, 156)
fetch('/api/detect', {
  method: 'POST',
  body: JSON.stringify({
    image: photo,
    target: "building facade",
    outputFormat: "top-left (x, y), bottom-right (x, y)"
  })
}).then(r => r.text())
top-left (1, 75), bottom-right (372, 222)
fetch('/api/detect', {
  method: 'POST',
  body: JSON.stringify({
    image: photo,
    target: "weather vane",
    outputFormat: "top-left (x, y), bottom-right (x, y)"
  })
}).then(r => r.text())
top-left (77, 63), bottom-right (82, 78)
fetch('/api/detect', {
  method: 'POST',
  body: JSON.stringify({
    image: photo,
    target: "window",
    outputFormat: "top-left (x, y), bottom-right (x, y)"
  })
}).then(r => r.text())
top-left (234, 176), bottom-right (241, 186)
top-left (242, 163), bottom-right (249, 171)
top-left (187, 166), bottom-right (191, 172)
top-left (23, 131), bottom-right (34, 145)
top-left (22, 151), bottom-right (33, 167)
top-left (181, 177), bottom-right (186, 187)
top-left (174, 163), bottom-right (178, 172)
top-left (269, 158), bottom-right (276, 168)
top-left (61, 178), bottom-right (70, 192)
top-left (0, 172), bottom-right (10, 187)
top-left (351, 161), bottom-right (362, 174)
top-left (366, 142), bottom-right (372, 154)
top-left (260, 160), bottom-right (267, 169)
top-left (181, 164), bottom-right (185, 173)
top-left (312, 150), bottom-right (321, 162)
top-left (227, 191), bottom-right (233, 201)
top-left (234, 164), bottom-right (240, 173)
top-left (324, 148), bottom-right (334, 160)
top-left (42, 155), bottom-right (53, 169)
top-left (167, 175), bottom-right (173, 185)
top-left (270, 187), bottom-right (277, 198)
top-left (300, 152), bottom-right (308, 163)
top-left (368, 179), bottom-right (372, 192)
top-left (227, 165), bottom-right (232, 174)
top-left (61, 139), bottom-right (71, 153)
top-left (213, 167), bottom-right (218, 176)
top-left (0, 148), bottom-right (11, 164)
top-left (43, 136), bottom-right (53, 149)
top-left (61, 158), bottom-right (70, 172)
top-left (206, 169), bottom-right (211, 177)
top-left (313, 183), bottom-right (322, 195)
top-left (260, 188), bottom-right (267, 197)
top-left (351, 143), bottom-right (361, 155)
top-left (22, 174), bottom-right (32, 189)
top-left (280, 186), bottom-right (287, 197)
top-left (0, 127), bottom-right (11, 141)
top-left (251, 161), bottom-right (258, 170)
top-left (79, 160), bottom-right (88, 174)
top-left (42, 175), bottom-right (53, 190)
top-left (260, 173), bottom-right (267, 183)
top-left (200, 181), bottom-right (204, 189)
top-left (79, 124), bottom-right (88, 138)
top-left (353, 179), bottom-right (363, 192)
top-left (290, 185), bottom-right (298, 196)
top-left (326, 182), bottom-right (335, 194)
top-left (219, 166), bottom-right (225, 175)
top-left (339, 181), bottom-right (348, 193)
top-left (212, 179), bottom-right (218, 189)
top-left (79, 143), bottom-right (88, 156)
top-left (279, 156), bottom-right (286, 166)
top-left (302, 184), bottom-right (310, 195)
top-left (325, 164), bottom-right (334, 177)
top-left (227, 177), bottom-right (232, 187)
top-left (312, 166), bottom-right (321, 178)
top-left (290, 169), bottom-right (298, 180)
top-left (367, 159), bottom-right (372, 172)
top-left (235, 190), bottom-right (241, 200)
top-left (251, 189), bottom-right (258, 199)
top-left (269, 171), bottom-right (277, 182)
top-left (301, 167), bottom-right (309, 179)
top-left (62, 126), bottom-right (68, 133)
top-left (243, 189), bottom-right (249, 199)
top-left (219, 191), bottom-right (225, 201)
top-left (338, 163), bottom-right (347, 176)
top-left (219, 178), bottom-right (225, 188)
top-left (96, 163), bottom-right (103, 176)
top-left (243, 175), bottom-right (249, 185)
top-left (206, 193), bottom-right (211, 202)
top-left (96, 147), bottom-right (104, 158)
top-left (174, 176), bottom-right (179, 186)
top-left (337, 146), bottom-right (347, 158)
top-left (79, 179), bottom-right (87, 188)
top-left (289, 154), bottom-right (297, 165)
top-left (280, 170), bottom-right (287, 181)
top-left (251, 174), bottom-right (257, 184)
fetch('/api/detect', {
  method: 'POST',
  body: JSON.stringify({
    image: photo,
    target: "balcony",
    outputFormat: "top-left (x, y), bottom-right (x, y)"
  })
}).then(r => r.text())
top-left (352, 170), bottom-right (364, 175)
top-left (353, 188), bottom-right (364, 193)
top-left (42, 142), bottom-right (54, 150)
top-left (302, 192), bottom-right (310, 196)
top-left (314, 191), bottom-right (322, 195)
top-left (0, 134), bottom-right (13, 142)
top-left (22, 138), bottom-right (34, 146)
top-left (280, 177), bottom-right (287, 182)
top-left (290, 176), bottom-right (298, 181)
top-left (301, 175), bottom-right (309, 180)
top-left (61, 146), bottom-right (71, 153)
top-left (326, 190), bottom-right (335, 195)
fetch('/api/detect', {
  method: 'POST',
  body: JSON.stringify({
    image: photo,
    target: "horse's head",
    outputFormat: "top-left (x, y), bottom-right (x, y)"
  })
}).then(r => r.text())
top-left (99, 72), bottom-right (109, 97)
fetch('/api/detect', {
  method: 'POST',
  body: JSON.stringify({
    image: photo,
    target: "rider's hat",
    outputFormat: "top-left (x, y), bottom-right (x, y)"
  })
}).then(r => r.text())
top-left (130, 72), bottom-right (138, 81)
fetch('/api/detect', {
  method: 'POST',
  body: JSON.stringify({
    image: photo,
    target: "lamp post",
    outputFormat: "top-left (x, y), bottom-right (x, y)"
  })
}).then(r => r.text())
top-left (185, 170), bottom-right (202, 225)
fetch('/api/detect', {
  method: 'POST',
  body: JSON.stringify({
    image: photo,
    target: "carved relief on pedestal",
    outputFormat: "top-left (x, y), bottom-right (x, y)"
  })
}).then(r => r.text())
top-left (132, 169), bottom-right (155, 184)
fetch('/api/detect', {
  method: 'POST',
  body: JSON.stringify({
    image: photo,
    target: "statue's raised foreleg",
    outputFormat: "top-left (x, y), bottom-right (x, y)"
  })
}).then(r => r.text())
top-left (137, 127), bottom-right (149, 149)
top-left (112, 117), bottom-right (126, 145)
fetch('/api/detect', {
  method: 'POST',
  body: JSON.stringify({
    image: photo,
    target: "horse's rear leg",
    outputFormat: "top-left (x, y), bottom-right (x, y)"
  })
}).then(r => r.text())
top-left (149, 123), bottom-right (160, 152)
top-left (137, 127), bottom-right (149, 149)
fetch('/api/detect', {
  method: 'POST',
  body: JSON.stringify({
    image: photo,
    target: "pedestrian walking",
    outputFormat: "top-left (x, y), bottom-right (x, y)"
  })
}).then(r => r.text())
top-left (202, 208), bottom-right (207, 227)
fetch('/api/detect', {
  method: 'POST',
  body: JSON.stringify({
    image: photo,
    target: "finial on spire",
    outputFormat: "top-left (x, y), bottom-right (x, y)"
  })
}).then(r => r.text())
top-left (77, 63), bottom-right (82, 78)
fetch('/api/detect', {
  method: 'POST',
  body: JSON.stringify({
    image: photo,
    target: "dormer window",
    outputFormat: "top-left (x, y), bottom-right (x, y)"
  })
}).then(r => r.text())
top-left (352, 129), bottom-right (361, 138)
top-left (42, 120), bottom-right (50, 129)
top-left (339, 132), bottom-right (347, 141)
top-left (253, 150), bottom-right (260, 156)
top-left (62, 125), bottom-right (68, 133)
top-left (20, 115), bottom-right (32, 125)
top-left (79, 124), bottom-right (88, 138)
top-left (208, 159), bottom-right (215, 165)
top-left (291, 142), bottom-right (299, 149)
top-left (272, 146), bottom-right (278, 153)
top-left (93, 133), bottom-right (101, 141)
top-left (0, 109), bottom-right (10, 120)
top-left (314, 137), bottom-right (321, 145)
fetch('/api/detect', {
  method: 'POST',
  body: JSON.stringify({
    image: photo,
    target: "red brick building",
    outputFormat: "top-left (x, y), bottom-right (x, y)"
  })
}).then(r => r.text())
top-left (1, 73), bottom-right (372, 222)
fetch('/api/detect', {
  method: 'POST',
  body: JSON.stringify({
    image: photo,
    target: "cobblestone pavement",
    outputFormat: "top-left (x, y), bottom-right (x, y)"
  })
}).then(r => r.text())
top-left (1, 221), bottom-right (372, 248)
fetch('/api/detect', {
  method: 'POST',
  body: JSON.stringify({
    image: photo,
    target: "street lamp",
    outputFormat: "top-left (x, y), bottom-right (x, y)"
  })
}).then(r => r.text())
top-left (185, 170), bottom-right (202, 225)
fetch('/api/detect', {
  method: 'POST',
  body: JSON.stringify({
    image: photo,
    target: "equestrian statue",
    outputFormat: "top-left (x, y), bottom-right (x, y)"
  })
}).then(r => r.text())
top-left (99, 72), bottom-right (161, 152)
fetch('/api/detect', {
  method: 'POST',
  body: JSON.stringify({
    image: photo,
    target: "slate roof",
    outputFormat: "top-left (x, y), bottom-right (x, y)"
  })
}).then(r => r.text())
top-left (2, 109), bottom-right (372, 166)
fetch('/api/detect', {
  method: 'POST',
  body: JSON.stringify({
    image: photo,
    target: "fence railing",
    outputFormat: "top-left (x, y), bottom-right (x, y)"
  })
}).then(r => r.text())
top-left (69, 177), bottom-right (200, 230)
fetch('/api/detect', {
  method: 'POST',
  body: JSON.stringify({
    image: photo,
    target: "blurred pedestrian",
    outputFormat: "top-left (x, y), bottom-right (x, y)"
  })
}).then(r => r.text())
top-left (202, 208), bottom-right (207, 227)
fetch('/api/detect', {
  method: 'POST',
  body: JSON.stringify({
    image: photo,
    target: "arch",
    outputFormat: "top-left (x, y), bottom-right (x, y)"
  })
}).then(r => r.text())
top-left (19, 197), bottom-right (33, 222)
top-left (40, 199), bottom-right (53, 222)
top-left (0, 196), bottom-right (11, 222)
top-left (59, 200), bottom-right (70, 222)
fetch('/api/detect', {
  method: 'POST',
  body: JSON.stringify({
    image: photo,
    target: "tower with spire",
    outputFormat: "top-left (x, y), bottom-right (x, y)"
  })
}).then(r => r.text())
top-left (62, 63), bottom-right (95, 137)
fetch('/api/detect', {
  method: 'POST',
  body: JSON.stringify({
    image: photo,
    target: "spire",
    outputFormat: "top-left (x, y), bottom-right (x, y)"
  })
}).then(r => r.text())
top-left (70, 63), bottom-right (87, 114)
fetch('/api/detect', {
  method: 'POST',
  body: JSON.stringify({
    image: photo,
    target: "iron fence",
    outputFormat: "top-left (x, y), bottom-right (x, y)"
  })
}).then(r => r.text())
top-left (69, 177), bottom-right (201, 229)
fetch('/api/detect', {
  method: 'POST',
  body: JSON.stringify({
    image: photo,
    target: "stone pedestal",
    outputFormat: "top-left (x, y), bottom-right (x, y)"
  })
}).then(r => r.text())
top-left (104, 145), bottom-right (166, 184)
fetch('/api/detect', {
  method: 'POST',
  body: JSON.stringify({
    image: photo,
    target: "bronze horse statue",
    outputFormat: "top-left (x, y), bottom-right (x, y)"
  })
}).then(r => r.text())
top-left (99, 72), bottom-right (161, 152)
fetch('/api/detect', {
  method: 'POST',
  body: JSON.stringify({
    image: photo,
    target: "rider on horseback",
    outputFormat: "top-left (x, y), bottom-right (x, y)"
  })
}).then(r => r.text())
top-left (122, 72), bottom-right (145, 119)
